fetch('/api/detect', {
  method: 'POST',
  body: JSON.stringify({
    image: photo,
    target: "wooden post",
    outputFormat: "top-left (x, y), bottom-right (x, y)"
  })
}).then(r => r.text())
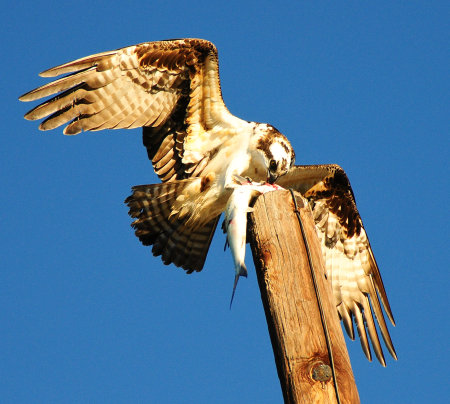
top-left (248, 190), bottom-right (360, 404)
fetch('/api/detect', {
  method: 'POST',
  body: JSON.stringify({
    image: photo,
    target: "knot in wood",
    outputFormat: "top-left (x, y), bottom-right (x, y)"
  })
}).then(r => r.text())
top-left (311, 361), bottom-right (332, 383)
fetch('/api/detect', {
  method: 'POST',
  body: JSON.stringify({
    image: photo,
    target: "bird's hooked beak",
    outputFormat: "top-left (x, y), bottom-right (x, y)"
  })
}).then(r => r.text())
top-left (267, 171), bottom-right (278, 184)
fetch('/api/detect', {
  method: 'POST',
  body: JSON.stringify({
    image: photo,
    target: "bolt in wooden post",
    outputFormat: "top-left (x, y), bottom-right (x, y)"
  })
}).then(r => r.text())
top-left (248, 190), bottom-right (360, 404)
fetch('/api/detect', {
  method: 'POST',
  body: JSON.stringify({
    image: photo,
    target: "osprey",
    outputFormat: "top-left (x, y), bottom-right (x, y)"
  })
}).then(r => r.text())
top-left (19, 38), bottom-right (396, 366)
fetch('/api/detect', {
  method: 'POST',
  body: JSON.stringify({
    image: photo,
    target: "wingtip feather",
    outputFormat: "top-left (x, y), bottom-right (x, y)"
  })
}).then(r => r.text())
top-left (367, 274), bottom-right (397, 361)
top-left (19, 93), bottom-right (32, 102)
top-left (353, 302), bottom-right (372, 362)
top-left (38, 50), bottom-right (117, 78)
top-left (362, 296), bottom-right (387, 366)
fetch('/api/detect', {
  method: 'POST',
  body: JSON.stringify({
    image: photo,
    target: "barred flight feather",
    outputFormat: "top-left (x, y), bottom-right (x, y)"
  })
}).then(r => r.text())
top-left (277, 164), bottom-right (397, 366)
top-left (125, 180), bottom-right (219, 272)
top-left (21, 38), bottom-right (394, 366)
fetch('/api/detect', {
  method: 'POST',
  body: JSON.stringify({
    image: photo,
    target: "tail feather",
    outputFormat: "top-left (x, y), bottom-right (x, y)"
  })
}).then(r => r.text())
top-left (125, 179), bottom-right (219, 272)
top-left (180, 221), bottom-right (220, 272)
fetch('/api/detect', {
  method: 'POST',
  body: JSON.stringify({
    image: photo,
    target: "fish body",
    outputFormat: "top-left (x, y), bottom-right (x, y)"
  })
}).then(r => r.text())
top-left (224, 178), bottom-right (284, 306)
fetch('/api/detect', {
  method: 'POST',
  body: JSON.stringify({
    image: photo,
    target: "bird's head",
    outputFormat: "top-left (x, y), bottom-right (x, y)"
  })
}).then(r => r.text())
top-left (252, 123), bottom-right (295, 184)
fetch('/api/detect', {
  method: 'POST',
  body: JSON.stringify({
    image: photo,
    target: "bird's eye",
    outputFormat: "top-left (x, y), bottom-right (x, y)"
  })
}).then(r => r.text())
top-left (269, 159), bottom-right (277, 172)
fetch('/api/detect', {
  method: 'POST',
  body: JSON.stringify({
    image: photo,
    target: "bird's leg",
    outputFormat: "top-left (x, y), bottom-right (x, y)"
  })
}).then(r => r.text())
top-left (228, 174), bottom-right (253, 187)
top-left (228, 174), bottom-right (285, 191)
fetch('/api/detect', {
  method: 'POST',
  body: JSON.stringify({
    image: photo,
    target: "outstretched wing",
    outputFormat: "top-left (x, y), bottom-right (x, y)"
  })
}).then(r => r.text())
top-left (19, 38), bottom-right (243, 182)
top-left (277, 164), bottom-right (397, 366)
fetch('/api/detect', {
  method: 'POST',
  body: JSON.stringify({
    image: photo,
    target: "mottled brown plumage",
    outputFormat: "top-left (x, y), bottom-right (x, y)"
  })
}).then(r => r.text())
top-left (20, 39), bottom-right (295, 274)
top-left (20, 39), bottom-right (395, 366)
top-left (125, 180), bottom-right (219, 271)
top-left (19, 39), bottom-right (234, 271)
top-left (19, 39), bottom-right (226, 182)
top-left (278, 164), bottom-right (396, 366)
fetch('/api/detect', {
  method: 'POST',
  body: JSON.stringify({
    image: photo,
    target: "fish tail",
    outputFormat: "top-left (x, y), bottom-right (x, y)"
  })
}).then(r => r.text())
top-left (229, 264), bottom-right (247, 309)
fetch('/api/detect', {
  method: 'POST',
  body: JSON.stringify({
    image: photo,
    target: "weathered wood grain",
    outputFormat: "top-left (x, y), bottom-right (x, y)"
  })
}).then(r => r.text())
top-left (248, 190), bottom-right (360, 404)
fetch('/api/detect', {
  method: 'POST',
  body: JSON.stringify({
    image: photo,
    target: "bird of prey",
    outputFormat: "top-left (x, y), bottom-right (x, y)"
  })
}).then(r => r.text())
top-left (19, 38), bottom-right (396, 366)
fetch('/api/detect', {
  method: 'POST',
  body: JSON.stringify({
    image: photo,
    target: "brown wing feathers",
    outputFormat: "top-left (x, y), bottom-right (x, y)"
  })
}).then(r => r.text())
top-left (143, 94), bottom-right (190, 182)
top-left (305, 168), bottom-right (361, 238)
top-left (308, 167), bottom-right (396, 365)
top-left (277, 164), bottom-right (397, 365)
top-left (21, 40), bottom-right (397, 365)
top-left (20, 39), bottom-right (223, 271)
top-left (19, 39), bottom-right (218, 181)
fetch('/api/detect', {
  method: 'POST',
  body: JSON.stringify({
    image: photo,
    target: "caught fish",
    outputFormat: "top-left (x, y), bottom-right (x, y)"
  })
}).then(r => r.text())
top-left (224, 176), bottom-right (284, 307)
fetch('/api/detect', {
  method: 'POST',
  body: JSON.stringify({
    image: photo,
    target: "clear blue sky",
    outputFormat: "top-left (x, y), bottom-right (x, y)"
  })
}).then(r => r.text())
top-left (2, 1), bottom-right (448, 403)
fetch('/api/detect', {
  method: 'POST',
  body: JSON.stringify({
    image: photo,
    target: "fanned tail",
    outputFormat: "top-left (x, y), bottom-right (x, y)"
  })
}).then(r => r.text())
top-left (125, 179), bottom-right (219, 273)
